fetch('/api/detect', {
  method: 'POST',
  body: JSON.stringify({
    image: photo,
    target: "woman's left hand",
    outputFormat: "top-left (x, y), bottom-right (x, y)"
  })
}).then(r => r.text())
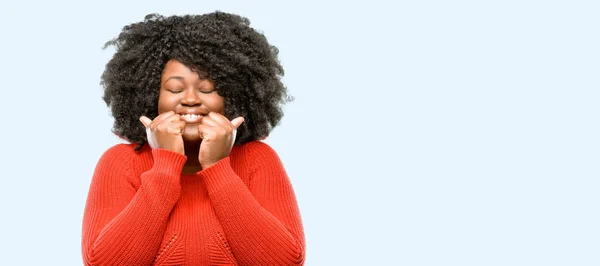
top-left (197, 112), bottom-right (244, 169)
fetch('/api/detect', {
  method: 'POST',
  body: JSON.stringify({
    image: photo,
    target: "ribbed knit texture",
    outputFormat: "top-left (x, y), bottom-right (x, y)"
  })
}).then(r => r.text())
top-left (82, 141), bottom-right (305, 266)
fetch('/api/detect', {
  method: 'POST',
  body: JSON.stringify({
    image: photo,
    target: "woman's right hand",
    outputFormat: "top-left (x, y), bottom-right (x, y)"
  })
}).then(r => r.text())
top-left (140, 111), bottom-right (186, 155)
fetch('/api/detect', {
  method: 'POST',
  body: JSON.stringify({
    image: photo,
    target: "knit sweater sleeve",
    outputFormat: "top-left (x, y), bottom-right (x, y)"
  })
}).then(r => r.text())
top-left (81, 145), bottom-right (187, 266)
top-left (199, 142), bottom-right (305, 266)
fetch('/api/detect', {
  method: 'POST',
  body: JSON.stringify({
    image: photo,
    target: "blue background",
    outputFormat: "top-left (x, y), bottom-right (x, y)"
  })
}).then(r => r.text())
top-left (1, 0), bottom-right (598, 265)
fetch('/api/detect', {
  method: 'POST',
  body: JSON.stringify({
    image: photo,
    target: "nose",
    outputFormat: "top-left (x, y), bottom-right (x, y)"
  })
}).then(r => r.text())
top-left (180, 88), bottom-right (201, 106)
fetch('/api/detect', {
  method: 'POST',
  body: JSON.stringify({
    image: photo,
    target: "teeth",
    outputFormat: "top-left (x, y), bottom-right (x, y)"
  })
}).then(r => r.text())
top-left (182, 114), bottom-right (200, 120)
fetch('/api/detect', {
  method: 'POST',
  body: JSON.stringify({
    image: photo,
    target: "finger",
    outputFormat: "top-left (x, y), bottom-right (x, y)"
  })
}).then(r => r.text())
top-left (230, 117), bottom-right (245, 129)
top-left (151, 111), bottom-right (176, 130)
top-left (208, 112), bottom-right (233, 129)
top-left (153, 111), bottom-right (176, 125)
top-left (159, 113), bottom-right (182, 125)
top-left (173, 121), bottom-right (186, 134)
top-left (197, 124), bottom-right (213, 139)
top-left (199, 115), bottom-right (220, 128)
top-left (168, 121), bottom-right (187, 134)
top-left (146, 127), bottom-right (159, 149)
top-left (139, 116), bottom-right (152, 128)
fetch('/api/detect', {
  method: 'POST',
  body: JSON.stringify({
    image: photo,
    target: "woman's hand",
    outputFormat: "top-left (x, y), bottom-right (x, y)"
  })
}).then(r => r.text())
top-left (140, 111), bottom-right (186, 155)
top-left (197, 112), bottom-right (244, 169)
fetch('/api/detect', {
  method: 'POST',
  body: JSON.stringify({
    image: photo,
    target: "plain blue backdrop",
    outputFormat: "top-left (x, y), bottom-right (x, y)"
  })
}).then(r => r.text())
top-left (0, 0), bottom-right (598, 265)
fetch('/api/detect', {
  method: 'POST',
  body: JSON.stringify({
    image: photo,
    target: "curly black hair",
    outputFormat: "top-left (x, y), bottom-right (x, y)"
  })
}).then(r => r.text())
top-left (101, 11), bottom-right (292, 150)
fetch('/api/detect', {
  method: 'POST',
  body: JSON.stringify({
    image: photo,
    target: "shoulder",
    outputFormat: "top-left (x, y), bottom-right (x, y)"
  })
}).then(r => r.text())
top-left (87, 144), bottom-right (151, 191)
top-left (97, 142), bottom-right (153, 171)
top-left (93, 144), bottom-right (162, 188)
top-left (93, 143), bottom-right (152, 184)
top-left (96, 143), bottom-right (155, 170)
top-left (237, 141), bottom-right (281, 161)
top-left (94, 143), bottom-right (138, 172)
top-left (98, 143), bottom-right (139, 160)
top-left (233, 141), bottom-right (285, 172)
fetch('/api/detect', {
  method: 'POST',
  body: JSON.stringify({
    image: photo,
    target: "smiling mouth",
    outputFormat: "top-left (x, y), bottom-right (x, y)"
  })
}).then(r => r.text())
top-left (180, 114), bottom-right (203, 123)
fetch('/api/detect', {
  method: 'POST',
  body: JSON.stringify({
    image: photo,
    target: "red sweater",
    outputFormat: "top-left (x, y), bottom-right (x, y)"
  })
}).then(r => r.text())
top-left (82, 141), bottom-right (305, 265)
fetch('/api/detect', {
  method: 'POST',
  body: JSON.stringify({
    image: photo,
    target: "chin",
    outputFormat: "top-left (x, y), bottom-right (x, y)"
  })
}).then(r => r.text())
top-left (183, 134), bottom-right (202, 143)
top-left (182, 126), bottom-right (202, 143)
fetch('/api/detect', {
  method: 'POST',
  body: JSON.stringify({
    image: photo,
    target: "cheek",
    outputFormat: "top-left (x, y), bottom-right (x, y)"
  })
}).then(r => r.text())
top-left (157, 94), bottom-right (172, 113)
top-left (207, 95), bottom-right (226, 113)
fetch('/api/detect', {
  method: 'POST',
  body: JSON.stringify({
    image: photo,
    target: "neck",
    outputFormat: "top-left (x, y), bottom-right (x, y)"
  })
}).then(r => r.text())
top-left (182, 141), bottom-right (202, 174)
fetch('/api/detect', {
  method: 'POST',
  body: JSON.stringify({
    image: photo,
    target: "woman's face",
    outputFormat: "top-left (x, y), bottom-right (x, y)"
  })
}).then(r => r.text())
top-left (158, 59), bottom-right (225, 143)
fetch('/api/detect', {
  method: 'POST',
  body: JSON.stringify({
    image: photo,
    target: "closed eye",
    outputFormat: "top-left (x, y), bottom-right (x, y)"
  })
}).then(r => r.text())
top-left (199, 89), bottom-right (216, 94)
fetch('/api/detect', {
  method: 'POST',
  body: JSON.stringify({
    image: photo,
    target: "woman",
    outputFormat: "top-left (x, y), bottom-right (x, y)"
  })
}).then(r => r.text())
top-left (82, 12), bottom-right (305, 265)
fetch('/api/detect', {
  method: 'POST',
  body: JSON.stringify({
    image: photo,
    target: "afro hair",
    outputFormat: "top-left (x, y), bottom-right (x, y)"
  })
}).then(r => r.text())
top-left (101, 11), bottom-right (292, 150)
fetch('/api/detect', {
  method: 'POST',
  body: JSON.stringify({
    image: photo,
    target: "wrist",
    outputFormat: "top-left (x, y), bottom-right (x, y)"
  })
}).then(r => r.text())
top-left (200, 162), bottom-right (217, 170)
top-left (151, 148), bottom-right (188, 175)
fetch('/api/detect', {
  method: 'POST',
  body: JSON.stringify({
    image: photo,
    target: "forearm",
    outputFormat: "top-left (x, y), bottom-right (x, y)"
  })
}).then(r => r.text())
top-left (83, 149), bottom-right (186, 266)
top-left (201, 159), bottom-right (305, 265)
